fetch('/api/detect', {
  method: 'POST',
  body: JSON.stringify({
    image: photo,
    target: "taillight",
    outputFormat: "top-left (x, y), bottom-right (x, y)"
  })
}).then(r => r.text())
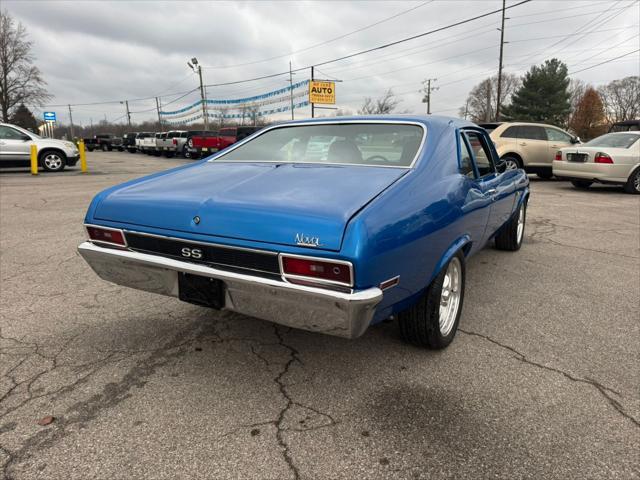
top-left (554, 151), bottom-right (562, 161)
top-left (594, 152), bottom-right (613, 164)
top-left (173, 138), bottom-right (177, 145)
top-left (280, 255), bottom-right (353, 288)
top-left (86, 226), bottom-right (126, 247)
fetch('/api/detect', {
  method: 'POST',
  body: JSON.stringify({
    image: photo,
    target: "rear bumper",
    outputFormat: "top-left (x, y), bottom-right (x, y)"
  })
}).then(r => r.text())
top-left (553, 160), bottom-right (631, 183)
top-left (78, 241), bottom-right (382, 339)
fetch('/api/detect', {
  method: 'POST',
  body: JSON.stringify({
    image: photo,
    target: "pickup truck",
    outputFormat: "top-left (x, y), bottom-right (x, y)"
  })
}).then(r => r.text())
top-left (140, 132), bottom-right (164, 155)
top-left (188, 126), bottom-right (261, 159)
top-left (134, 132), bottom-right (154, 153)
top-left (155, 130), bottom-right (185, 157)
top-left (122, 132), bottom-right (137, 153)
top-left (83, 134), bottom-right (124, 152)
top-left (172, 130), bottom-right (213, 158)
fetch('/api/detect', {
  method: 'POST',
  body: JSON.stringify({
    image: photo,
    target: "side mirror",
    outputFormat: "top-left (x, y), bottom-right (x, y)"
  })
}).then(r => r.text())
top-left (495, 158), bottom-right (507, 173)
top-left (571, 136), bottom-right (581, 144)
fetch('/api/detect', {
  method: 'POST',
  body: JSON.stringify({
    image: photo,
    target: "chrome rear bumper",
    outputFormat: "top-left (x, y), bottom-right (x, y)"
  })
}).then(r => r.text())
top-left (78, 242), bottom-right (382, 339)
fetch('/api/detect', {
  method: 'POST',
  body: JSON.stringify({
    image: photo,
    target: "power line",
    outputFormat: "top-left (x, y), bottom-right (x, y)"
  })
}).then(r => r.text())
top-left (568, 49), bottom-right (640, 74)
top-left (201, 1), bottom-right (435, 70)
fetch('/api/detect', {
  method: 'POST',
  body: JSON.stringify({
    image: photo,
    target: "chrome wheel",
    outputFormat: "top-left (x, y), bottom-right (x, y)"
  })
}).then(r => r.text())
top-left (634, 172), bottom-right (640, 192)
top-left (439, 257), bottom-right (462, 336)
top-left (516, 204), bottom-right (525, 244)
top-left (504, 159), bottom-right (519, 170)
top-left (43, 153), bottom-right (63, 171)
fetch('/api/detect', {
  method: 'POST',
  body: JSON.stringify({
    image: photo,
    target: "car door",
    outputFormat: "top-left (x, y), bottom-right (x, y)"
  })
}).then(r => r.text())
top-left (545, 127), bottom-right (574, 161)
top-left (0, 125), bottom-right (32, 165)
top-left (463, 128), bottom-right (516, 236)
top-left (517, 125), bottom-right (549, 167)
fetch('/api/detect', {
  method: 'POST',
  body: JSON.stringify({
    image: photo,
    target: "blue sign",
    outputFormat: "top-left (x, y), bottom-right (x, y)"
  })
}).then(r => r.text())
top-left (43, 111), bottom-right (56, 121)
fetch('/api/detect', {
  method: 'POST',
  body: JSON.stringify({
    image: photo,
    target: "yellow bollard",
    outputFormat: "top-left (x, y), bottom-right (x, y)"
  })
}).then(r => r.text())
top-left (30, 144), bottom-right (38, 175)
top-left (79, 139), bottom-right (87, 173)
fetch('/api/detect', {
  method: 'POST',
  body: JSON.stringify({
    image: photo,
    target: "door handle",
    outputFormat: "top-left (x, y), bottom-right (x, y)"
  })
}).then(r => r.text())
top-left (519, 142), bottom-right (527, 146)
top-left (486, 188), bottom-right (497, 196)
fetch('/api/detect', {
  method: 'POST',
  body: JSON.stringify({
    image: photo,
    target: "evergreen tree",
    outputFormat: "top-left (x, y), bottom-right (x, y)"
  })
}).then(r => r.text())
top-left (9, 103), bottom-right (37, 131)
top-left (503, 59), bottom-right (571, 126)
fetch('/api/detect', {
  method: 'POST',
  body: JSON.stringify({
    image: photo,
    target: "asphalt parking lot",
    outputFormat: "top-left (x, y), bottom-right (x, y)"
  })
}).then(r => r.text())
top-left (1, 151), bottom-right (639, 480)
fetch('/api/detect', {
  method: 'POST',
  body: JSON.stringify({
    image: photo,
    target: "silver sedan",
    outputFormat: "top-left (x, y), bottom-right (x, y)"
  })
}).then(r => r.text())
top-left (553, 132), bottom-right (640, 194)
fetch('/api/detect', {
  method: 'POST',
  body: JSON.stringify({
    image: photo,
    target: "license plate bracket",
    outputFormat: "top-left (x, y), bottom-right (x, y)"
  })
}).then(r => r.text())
top-left (178, 273), bottom-right (225, 309)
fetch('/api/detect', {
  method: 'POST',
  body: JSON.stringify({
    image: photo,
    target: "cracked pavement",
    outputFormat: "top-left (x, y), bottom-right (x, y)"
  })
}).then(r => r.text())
top-left (1, 153), bottom-right (639, 479)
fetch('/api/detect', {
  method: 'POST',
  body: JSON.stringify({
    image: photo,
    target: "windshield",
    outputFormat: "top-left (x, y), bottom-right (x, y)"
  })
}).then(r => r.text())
top-left (584, 133), bottom-right (639, 149)
top-left (214, 123), bottom-right (424, 167)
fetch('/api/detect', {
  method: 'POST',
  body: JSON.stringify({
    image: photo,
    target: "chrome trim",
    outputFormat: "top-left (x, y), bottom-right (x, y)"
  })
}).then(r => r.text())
top-left (78, 242), bottom-right (382, 339)
top-left (278, 253), bottom-right (354, 288)
top-left (85, 224), bottom-right (128, 248)
top-left (206, 120), bottom-right (428, 169)
top-left (379, 275), bottom-right (400, 291)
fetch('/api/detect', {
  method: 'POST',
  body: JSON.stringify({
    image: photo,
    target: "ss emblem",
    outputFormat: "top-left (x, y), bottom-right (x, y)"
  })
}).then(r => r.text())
top-left (181, 247), bottom-right (203, 259)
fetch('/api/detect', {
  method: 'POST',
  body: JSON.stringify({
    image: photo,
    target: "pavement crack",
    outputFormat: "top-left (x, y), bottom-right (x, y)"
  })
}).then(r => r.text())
top-left (459, 329), bottom-right (639, 428)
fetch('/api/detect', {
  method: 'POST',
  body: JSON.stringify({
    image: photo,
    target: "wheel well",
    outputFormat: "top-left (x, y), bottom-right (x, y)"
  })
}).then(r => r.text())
top-left (461, 242), bottom-right (472, 257)
top-left (38, 148), bottom-right (67, 163)
top-left (500, 152), bottom-right (523, 166)
top-left (628, 164), bottom-right (640, 180)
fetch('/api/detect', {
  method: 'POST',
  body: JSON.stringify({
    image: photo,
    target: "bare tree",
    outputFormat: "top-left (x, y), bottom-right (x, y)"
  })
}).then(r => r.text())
top-left (359, 89), bottom-right (400, 115)
top-left (0, 10), bottom-right (51, 121)
top-left (598, 76), bottom-right (639, 123)
top-left (458, 73), bottom-right (520, 122)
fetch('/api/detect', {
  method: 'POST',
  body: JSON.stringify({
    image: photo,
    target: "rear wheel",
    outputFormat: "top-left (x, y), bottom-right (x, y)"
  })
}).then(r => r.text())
top-left (495, 201), bottom-right (526, 251)
top-left (624, 169), bottom-right (640, 194)
top-left (182, 146), bottom-right (191, 159)
top-left (571, 180), bottom-right (593, 189)
top-left (101, 143), bottom-right (108, 152)
top-left (398, 252), bottom-right (465, 349)
top-left (40, 150), bottom-right (66, 172)
top-left (501, 155), bottom-right (522, 171)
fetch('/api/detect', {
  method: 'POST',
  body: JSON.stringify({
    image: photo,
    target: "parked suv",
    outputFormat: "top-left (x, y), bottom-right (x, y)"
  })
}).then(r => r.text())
top-left (0, 122), bottom-right (79, 172)
top-left (479, 122), bottom-right (579, 178)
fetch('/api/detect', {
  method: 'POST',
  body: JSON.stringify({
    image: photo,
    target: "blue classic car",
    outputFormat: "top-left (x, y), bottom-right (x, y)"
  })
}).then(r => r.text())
top-left (79, 116), bottom-right (529, 349)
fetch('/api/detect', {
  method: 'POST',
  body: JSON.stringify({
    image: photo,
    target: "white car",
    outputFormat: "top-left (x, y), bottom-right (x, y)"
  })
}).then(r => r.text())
top-left (553, 132), bottom-right (640, 194)
top-left (0, 122), bottom-right (80, 172)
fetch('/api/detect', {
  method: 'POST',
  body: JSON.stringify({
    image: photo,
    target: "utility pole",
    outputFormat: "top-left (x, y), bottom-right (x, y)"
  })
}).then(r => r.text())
top-left (289, 61), bottom-right (295, 120)
top-left (310, 66), bottom-right (315, 118)
top-left (155, 97), bottom-right (163, 129)
top-left (188, 57), bottom-right (208, 130)
top-left (485, 81), bottom-right (492, 122)
top-left (422, 78), bottom-right (438, 115)
top-left (495, 0), bottom-right (507, 121)
top-left (121, 100), bottom-right (131, 128)
top-left (68, 104), bottom-right (75, 139)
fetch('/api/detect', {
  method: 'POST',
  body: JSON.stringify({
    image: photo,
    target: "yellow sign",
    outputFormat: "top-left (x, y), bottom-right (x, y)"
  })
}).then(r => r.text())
top-left (309, 81), bottom-right (335, 104)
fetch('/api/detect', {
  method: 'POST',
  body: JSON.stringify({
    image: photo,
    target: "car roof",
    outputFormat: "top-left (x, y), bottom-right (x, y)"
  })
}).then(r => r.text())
top-left (267, 114), bottom-right (477, 130)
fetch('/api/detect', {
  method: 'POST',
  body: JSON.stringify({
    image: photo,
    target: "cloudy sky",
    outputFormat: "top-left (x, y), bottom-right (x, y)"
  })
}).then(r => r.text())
top-left (5, 0), bottom-right (640, 126)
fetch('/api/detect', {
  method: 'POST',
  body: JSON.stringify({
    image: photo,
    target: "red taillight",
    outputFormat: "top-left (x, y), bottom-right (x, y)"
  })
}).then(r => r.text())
top-left (594, 152), bottom-right (613, 164)
top-left (173, 138), bottom-right (177, 145)
top-left (554, 151), bottom-right (562, 161)
top-left (86, 226), bottom-right (126, 247)
top-left (281, 255), bottom-right (352, 287)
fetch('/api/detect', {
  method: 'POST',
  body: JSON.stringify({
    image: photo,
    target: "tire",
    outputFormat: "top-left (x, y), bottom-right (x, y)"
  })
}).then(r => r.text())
top-left (128, 148), bottom-right (136, 154)
top-left (537, 170), bottom-right (553, 180)
top-left (182, 146), bottom-right (191, 159)
top-left (118, 147), bottom-right (124, 152)
top-left (495, 200), bottom-right (526, 251)
top-left (87, 147), bottom-right (94, 152)
top-left (101, 143), bottom-right (108, 152)
top-left (39, 150), bottom-right (66, 172)
top-left (501, 155), bottom-right (522, 171)
top-left (398, 252), bottom-right (465, 349)
top-left (571, 180), bottom-right (593, 189)
top-left (624, 169), bottom-right (640, 194)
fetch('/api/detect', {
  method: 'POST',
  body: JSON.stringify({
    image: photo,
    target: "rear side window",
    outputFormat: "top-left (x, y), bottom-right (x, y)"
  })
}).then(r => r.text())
top-left (545, 128), bottom-right (572, 143)
top-left (458, 133), bottom-right (474, 177)
top-left (0, 126), bottom-right (26, 140)
top-left (501, 126), bottom-right (519, 138)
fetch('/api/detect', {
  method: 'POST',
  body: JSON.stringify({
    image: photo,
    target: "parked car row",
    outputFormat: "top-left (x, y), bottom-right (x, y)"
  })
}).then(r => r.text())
top-left (108, 127), bottom-right (263, 159)
top-left (478, 120), bottom-right (639, 194)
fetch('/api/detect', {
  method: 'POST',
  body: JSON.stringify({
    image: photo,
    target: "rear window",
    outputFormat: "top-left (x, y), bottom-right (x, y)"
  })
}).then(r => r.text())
top-left (584, 133), bottom-right (639, 149)
top-left (214, 123), bottom-right (424, 167)
top-left (220, 128), bottom-right (236, 136)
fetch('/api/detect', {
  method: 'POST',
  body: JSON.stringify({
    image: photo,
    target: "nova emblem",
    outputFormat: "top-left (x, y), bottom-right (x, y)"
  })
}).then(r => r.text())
top-left (295, 233), bottom-right (321, 247)
top-left (181, 247), bottom-right (203, 259)
top-left (193, 216), bottom-right (201, 225)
